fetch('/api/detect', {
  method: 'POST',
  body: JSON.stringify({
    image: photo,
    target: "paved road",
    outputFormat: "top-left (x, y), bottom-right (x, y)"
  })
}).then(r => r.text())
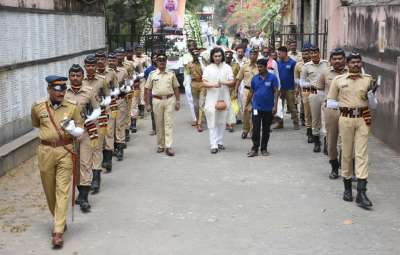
top-left (1, 104), bottom-right (400, 255)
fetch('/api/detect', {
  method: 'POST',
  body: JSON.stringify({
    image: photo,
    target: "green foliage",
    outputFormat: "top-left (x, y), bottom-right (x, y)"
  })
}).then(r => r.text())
top-left (184, 11), bottom-right (203, 47)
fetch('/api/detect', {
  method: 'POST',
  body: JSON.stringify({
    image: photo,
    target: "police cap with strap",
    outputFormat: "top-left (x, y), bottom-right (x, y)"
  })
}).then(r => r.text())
top-left (84, 54), bottom-right (97, 64)
top-left (95, 51), bottom-right (106, 58)
top-left (45, 75), bottom-right (68, 92)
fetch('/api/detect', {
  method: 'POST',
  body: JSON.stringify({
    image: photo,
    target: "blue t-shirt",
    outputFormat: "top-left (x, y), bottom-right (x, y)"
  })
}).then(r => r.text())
top-left (144, 65), bottom-right (156, 80)
top-left (277, 58), bottom-right (296, 90)
top-left (251, 73), bottom-right (279, 111)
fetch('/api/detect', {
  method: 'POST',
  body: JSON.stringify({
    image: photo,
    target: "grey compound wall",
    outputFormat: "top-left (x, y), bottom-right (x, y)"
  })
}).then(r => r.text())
top-left (0, 8), bottom-right (106, 146)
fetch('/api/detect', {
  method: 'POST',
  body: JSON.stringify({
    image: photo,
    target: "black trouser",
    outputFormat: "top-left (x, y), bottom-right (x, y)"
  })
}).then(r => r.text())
top-left (251, 110), bottom-right (273, 152)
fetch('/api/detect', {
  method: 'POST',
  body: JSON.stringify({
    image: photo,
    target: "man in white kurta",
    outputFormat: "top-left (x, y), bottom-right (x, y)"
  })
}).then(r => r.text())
top-left (202, 48), bottom-right (234, 153)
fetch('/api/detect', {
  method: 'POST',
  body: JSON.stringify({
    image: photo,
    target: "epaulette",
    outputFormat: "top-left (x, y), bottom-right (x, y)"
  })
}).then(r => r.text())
top-left (66, 99), bottom-right (77, 105)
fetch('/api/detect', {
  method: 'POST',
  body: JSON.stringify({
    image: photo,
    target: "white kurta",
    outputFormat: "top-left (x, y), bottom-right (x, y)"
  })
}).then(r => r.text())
top-left (202, 63), bottom-right (234, 129)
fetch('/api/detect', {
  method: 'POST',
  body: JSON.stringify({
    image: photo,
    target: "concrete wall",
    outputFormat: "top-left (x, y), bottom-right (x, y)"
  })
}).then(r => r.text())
top-left (0, 0), bottom-right (105, 146)
top-left (319, 1), bottom-right (400, 152)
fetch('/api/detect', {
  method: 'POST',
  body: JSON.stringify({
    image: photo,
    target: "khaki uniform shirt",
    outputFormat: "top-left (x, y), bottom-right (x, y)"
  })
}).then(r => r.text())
top-left (65, 86), bottom-right (99, 117)
top-left (145, 69), bottom-right (180, 96)
top-left (84, 76), bottom-right (109, 100)
top-left (122, 61), bottom-right (134, 77)
top-left (133, 55), bottom-right (150, 73)
top-left (31, 99), bottom-right (83, 141)
top-left (301, 60), bottom-right (329, 87)
top-left (230, 62), bottom-right (240, 78)
top-left (115, 66), bottom-right (129, 86)
top-left (327, 73), bottom-right (373, 108)
top-left (188, 62), bottom-right (203, 81)
top-left (236, 62), bottom-right (258, 88)
top-left (97, 69), bottom-right (118, 91)
top-left (289, 51), bottom-right (303, 63)
top-left (316, 66), bottom-right (348, 98)
top-left (294, 61), bottom-right (305, 82)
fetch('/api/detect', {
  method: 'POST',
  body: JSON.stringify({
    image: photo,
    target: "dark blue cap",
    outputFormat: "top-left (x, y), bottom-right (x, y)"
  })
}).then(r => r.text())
top-left (108, 53), bottom-right (116, 59)
top-left (309, 44), bottom-right (319, 51)
top-left (45, 75), bottom-right (68, 85)
top-left (84, 54), bottom-right (97, 64)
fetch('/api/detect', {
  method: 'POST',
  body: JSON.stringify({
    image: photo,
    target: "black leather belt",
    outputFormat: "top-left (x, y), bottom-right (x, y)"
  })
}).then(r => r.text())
top-left (339, 107), bottom-right (368, 118)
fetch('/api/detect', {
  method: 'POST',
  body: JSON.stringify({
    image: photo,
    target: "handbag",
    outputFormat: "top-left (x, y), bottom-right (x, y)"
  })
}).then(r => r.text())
top-left (215, 85), bottom-right (227, 111)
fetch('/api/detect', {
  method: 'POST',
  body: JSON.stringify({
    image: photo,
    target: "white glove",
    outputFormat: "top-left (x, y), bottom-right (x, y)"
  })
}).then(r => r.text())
top-left (129, 79), bottom-right (134, 86)
top-left (138, 73), bottom-right (145, 79)
top-left (317, 90), bottom-right (325, 96)
top-left (300, 78), bottom-right (310, 88)
top-left (84, 108), bottom-right (101, 123)
top-left (125, 85), bottom-right (132, 93)
top-left (120, 85), bottom-right (127, 93)
top-left (110, 87), bottom-right (120, 97)
top-left (64, 120), bottom-right (84, 137)
top-left (326, 99), bottom-right (339, 109)
top-left (100, 96), bottom-right (111, 106)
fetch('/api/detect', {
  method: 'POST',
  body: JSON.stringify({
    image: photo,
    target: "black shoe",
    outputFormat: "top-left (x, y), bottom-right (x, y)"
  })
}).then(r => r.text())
top-left (130, 118), bottom-right (137, 133)
top-left (218, 144), bottom-right (226, 150)
top-left (343, 178), bottom-right (353, 202)
top-left (125, 129), bottom-right (130, 143)
top-left (247, 150), bottom-right (258, 157)
top-left (102, 150), bottom-right (112, 173)
top-left (236, 119), bottom-right (242, 125)
top-left (78, 186), bottom-right (91, 213)
top-left (211, 148), bottom-right (218, 154)
top-left (323, 137), bottom-right (328, 155)
top-left (75, 185), bottom-right (84, 205)
top-left (91, 170), bottom-right (101, 194)
top-left (329, 159), bottom-right (340, 179)
top-left (300, 113), bottom-right (305, 126)
top-left (241, 132), bottom-right (248, 139)
top-left (356, 179), bottom-right (373, 208)
top-left (307, 128), bottom-right (313, 143)
top-left (261, 149), bottom-right (270, 156)
top-left (139, 105), bottom-right (145, 118)
top-left (313, 135), bottom-right (321, 152)
top-left (115, 143), bottom-right (124, 161)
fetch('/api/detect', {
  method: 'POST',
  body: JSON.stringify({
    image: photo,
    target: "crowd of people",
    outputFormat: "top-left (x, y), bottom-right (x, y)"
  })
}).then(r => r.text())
top-left (31, 28), bottom-right (379, 249)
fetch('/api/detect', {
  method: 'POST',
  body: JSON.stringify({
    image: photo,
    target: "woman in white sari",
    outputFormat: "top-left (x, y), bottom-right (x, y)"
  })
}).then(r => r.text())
top-left (202, 48), bottom-right (235, 154)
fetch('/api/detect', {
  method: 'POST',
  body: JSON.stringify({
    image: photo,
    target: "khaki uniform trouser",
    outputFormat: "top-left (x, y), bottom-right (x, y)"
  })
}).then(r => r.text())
top-left (140, 79), bottom-right (146, 105)
top-left (241, 87), bottom-right (252, 133)
top-left (281, 89), bottom-right (299, 123)
top-left (325, 108), bottom-right (340, 160)
top-left (125, 96), bottom-right (133, 128)
top-left (191, 82), bottom-right (206, 125)
top-left (301, 91), bottom-right (312, 128)
top-left (153, 96), bottom-right (175, 148)
top-left (309, 93), bottom-right (325, 135)
top-left (93, 123), bottom-right (106, 171)
top-left (116, 98), bottom-right (128, 144)
top-left (38, 144), bottom-right (72, 233)
top-left (79, 131), bottom-right (93, 186)
top-left (130, 91), bottom-right (140, 118)
top-left (339, 116), bottom-right (370, 179)
top-left (105, 111), bottom-right (116, 151)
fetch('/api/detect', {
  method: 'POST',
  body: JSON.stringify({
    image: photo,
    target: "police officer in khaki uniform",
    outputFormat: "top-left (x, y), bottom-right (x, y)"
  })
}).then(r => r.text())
top-left (327, 52), bottom-right (374, 208)
top-left (133, 45), bottom-right (150, 118)
top-left (316, 48), bottom-right (348, 179)
top-left (65, 64), bottom-right (100, 212)
top-left (113, 50), bottom-right (129, 160)
top-left (83, 55), bottom-right (110, 194)
top-left (294, 44), bottom-right (311, 126)
top-left (235, 48), bottom-right (259, 139)
top-left (99, 53), bottom-right (120, 171)
top-left (225, 49), bottom-right (240, 132)
top-left (187, 48), bottom-right (207, 132)
top-left (144, 53), bottom-right (181, 156)
top-left (32, 75), bottom-right (84, 248)
top-left (288, 40), bottom-right (303, 63)
top-left (96, 52), bottom-right (119, 173)
top-left (300, 45), bottom-right (329, 149)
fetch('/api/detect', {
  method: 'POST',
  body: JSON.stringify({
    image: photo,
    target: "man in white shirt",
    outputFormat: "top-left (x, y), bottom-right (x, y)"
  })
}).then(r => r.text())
top-left (206, 22), bottom-right (214, 46)
top-left (250, 31), bottom-right (264, 50)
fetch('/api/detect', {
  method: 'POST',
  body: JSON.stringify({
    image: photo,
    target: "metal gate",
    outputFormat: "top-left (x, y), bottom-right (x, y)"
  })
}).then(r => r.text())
top-left (269, 19), bottom-right (328, 59)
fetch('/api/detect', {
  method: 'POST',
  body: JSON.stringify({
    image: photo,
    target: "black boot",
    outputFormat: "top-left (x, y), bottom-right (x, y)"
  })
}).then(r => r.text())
top-left (323, 137), bottom-right (328, 155)
top-left (75, 185), bottom-right (84, 205)
top-left (125, 129), bottom-right (130, 143)
top-left (139, 105), bottom-right (145, 118)
top-left (130, 118), bottom-right (137, 133)
top-left (343, 178), bottom-right (353, 202)
top-left (307, 128), bottom-right (313, 143)
top-left (115, 143), bottom-right (124, 161)
top-left (313, 135), bottom-right (321, 152)
top-left (356, 179), bottom-right (373, 208)
top-left (91, 169), bottom-right (101, 194)
top-left (329, 159), bottom-right (339, 179)
top-left (78, 185), bottom-right (91, 212)
top-left (102, 150), bottom-right (112, 173)
top-left (300, 113), bottom-right (305, 126)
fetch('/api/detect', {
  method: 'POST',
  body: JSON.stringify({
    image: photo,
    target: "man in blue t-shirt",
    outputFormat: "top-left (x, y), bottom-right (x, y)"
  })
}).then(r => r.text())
top-left (246, 58), bottom-right (279, 157)
top-left (275, 46), bottom-right (299, 130)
